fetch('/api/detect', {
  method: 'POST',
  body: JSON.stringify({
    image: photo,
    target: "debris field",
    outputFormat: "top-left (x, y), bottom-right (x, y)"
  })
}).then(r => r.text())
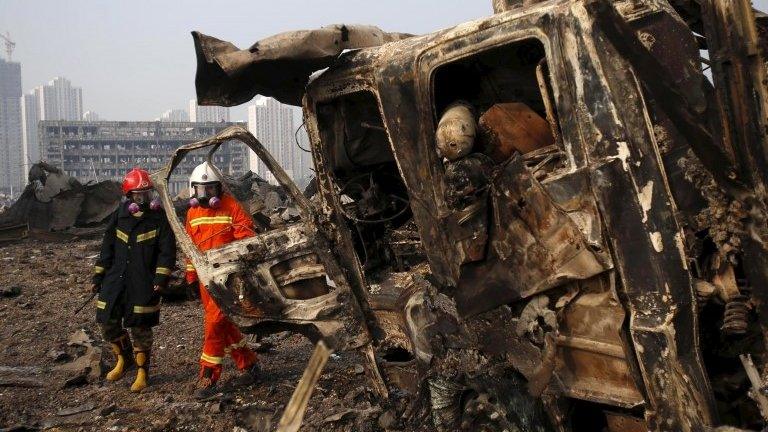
top-left (0, 239), bottom-right (399, 432)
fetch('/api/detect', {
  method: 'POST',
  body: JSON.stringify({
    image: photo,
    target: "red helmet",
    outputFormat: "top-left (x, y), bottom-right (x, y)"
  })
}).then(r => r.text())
top-left (122, 168), bottom-right (153, 195)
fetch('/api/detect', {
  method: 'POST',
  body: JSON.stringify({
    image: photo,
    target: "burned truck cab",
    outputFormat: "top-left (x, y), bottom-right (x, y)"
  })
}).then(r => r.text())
top-left (171, 0), bottom-right (768, 429)
top-left (302, 0), bottom-right (721, 430)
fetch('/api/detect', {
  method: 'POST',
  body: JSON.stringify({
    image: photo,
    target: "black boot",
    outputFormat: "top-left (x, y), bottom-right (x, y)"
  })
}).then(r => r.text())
top-left (193, 367), bottom-right (219, 400)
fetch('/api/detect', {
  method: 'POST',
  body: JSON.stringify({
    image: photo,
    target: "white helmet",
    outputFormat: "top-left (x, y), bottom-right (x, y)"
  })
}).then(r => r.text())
top-left (189, 161), bottom-right (221, 186)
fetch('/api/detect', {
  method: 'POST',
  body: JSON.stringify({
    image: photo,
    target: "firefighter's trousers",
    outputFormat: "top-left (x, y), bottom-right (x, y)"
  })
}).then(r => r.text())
top-left (199, 283), bottom-right (257, 382)
top-left (101, 320), bottom-right (153, 351)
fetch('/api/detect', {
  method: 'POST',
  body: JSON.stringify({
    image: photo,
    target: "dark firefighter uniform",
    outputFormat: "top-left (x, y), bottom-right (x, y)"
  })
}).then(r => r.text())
top-left (92, 201), bottom-right (176, 391)
top-left (94, 204), bottom-right (176, 327)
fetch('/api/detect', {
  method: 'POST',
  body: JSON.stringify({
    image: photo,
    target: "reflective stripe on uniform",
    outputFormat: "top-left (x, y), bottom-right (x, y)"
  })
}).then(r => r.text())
top-left (200, 353), bottom-right (223, 364)
top-left (133, 305), bottom-right (160, 314)
top-left (186, 263), bottom-right (195, 271)
top-left (116, 229), bottom-right (129, 243)
top-left (93, 266), bottom-right (105, 274)
top-left (96, 300), bottom-right (106, 309)
top-left (136, 229), bottom-right (158, 242)
top-left (189, 216), bottom-right (233, 227)
top-left (155, 267), bottom-right (171, 275)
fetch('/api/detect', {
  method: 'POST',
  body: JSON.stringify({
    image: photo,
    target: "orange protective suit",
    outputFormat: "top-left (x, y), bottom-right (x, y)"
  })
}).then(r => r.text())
top-left (185, 193), bottom-right (257, 382)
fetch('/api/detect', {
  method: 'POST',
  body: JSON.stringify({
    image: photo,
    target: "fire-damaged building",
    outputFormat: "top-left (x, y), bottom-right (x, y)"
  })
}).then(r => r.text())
top-left (39, 120), bottom-right (248, 195)
top-left (149, 0), bottom-right (768, 430)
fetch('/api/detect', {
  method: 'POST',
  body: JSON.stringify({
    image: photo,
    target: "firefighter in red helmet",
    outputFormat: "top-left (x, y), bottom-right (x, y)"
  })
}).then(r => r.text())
top-left (90, 168), bottom-right (176, 392)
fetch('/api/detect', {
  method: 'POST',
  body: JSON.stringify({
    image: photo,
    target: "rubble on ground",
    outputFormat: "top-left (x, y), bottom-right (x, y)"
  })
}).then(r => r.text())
top-left (7, 0), bottom-right (768, 429)
top-left (0, 238), bottom-right (382, 431)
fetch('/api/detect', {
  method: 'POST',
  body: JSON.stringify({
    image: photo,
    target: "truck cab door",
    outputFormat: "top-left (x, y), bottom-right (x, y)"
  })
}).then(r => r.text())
top-left (151, 125), bottom-right (370, 351)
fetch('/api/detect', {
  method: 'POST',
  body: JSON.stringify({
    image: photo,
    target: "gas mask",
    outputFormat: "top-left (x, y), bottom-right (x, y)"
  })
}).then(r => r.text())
top-left (127, 189), bottom-right (161, 214)
top-left (189, 182), bottom-right (222, 209)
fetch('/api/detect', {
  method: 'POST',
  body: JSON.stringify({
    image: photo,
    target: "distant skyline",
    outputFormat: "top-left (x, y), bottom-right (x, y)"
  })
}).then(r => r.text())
top-left (0, 1), bottom-right (492, 122)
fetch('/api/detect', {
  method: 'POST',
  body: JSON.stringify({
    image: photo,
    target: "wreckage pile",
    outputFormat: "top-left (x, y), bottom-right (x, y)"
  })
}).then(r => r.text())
top-left (0, 164), bottom-right (297, 244)
top-left (8, 0), bottom-right (768, 428)
top-left (180, 0), bottom-right (768, 428)
top-left (0, 162), bottom-right (122, 242)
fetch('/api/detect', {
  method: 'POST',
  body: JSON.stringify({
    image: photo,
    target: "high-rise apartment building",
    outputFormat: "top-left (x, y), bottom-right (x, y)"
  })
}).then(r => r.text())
top-left (39, 121), bottom-right (247, 195)
top-left (0, 58), bottom-right (23, 196)
top-left (20, 93), bottom-right (39, 178)
top-left (293, 109), bottom-right (313, 188)
top-left (21, 77), bottom-right (86, 181)
top-left (38, 77), bottom-right (83, 121)
top-left (247, 96), bottom-right (297, 184)
top-left (188, 100), bottom-right (229, 123)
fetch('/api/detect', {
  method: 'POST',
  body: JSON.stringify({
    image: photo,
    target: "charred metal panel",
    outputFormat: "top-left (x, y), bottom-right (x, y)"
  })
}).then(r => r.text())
top-left (555, 282), bottom-right (644, 408)
top-left (584, 0), bottom-right (747, 199)
top-left (374, 55), bottom-right (461, 286)
top-left (192, 26), bottom-right (411, 107)
top-left (593, 158), bottom-right (716, 431)
top-left (455, 156), bottom-right (609, 317)
top-left (578, 3), bottom-right (718, 426)
top-left (698, 0), bottom-right (768, 335)
top-left (699, 0), bottom-right (768, 190)
top-left (542, 167), bottom-right (605, 249)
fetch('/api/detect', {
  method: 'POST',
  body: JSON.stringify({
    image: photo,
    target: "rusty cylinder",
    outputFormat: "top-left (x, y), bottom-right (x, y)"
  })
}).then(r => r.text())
top-left (436, 101), bottom-right (476, 161)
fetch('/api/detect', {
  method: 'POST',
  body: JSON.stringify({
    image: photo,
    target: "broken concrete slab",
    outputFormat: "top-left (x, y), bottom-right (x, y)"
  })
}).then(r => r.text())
top-left (55, 329), bottom-right (102, 383)
top-left (0, 377), bottom-right (45, 388)
top-left (0, 366), bottom-right (46, 388)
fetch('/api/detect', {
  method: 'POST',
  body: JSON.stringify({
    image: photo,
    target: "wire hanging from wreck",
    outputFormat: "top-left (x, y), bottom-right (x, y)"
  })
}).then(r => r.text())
top-left (294, 121), bottom-right (311, 153)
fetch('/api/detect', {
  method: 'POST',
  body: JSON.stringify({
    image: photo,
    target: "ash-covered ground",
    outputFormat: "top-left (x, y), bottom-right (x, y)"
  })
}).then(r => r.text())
top-left (0, 238), bottom-right (397, 432)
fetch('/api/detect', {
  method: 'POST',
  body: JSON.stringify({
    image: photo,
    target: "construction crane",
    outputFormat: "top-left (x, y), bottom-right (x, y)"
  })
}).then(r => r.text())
top-left (0, 31), bottom-right (15, 61)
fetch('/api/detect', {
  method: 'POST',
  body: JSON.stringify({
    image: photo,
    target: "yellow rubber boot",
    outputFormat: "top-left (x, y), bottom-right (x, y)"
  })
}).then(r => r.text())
top-left (105, 334), bottom-right (132, 382)
top-left (130, 351), bottom-right (149, 392)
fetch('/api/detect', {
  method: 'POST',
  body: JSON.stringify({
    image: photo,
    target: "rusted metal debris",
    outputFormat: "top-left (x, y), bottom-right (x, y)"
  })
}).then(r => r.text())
top-left (192, 25), bottom-right (412, 107)
top-left (154, 0), bottom-right (768, 430)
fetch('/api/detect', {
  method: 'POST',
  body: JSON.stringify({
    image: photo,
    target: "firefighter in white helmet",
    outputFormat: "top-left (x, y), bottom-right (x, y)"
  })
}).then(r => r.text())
top-left (183, 162), bottom-right (260, 398)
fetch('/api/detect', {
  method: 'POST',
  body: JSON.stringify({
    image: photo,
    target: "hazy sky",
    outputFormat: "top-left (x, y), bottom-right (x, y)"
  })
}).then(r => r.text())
top-left (2, 1), bottom-right (767, 122)
top-left (0, 1), bottom-right (491, 122)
